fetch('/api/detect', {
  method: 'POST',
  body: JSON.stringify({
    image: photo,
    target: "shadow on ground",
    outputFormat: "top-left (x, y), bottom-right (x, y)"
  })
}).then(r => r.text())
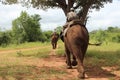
top-left (85, 65), bottom-right (116, 78)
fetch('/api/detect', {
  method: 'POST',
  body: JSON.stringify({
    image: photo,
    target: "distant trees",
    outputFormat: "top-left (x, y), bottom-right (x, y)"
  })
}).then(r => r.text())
top-left (112, 35), bottom-right (120, 43)
top-left (107, 27), bottom-right (120, 43)
top-left (90, 29), bottom-right (107, 43)
top-left (0, 31), bottom-right (11, 46)
top-left (1, 10), bottom-right (120, 47)
top-left (107, 26), bottom-right (120, 32)
top-left (55, 26), bottom-right (62, 34)
top-left (12, 11), bottom-right (43, 44)
top-left (90, 27), bottom-right (120, 43)
top-left (1, 24), bottom-right (120, 47)
top-left (0, 11), bottom-right (54, 46)
top-left (43, 30), bottom-right (53, 42)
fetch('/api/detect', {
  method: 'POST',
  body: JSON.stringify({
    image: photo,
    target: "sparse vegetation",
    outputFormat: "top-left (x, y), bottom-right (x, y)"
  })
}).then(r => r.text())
top-left (0, 27), bottom-right (120, 79)
top-left (90, 26), bottom-right (120, 43)
top-left (0, 65), bottom-right (67, 80)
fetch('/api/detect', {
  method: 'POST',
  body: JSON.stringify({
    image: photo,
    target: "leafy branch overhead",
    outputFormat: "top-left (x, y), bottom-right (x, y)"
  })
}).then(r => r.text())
top-left (0, 0), bottom-right (112, 24)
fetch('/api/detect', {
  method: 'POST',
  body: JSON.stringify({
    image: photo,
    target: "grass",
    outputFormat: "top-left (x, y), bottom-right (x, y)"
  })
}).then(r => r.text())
top-left (0, 65), bottom-right (67, 80)
top-left (86, 42), bottom-right (120, 67)
top-left (0, 41), bottom-right (68, 80)
top-left (56, 40), bottom-right (65, 56)
top-left (16, 48), bottom-right (51, 58)
top-left (85, 50), bottom-right (120, 66)
top-left (56, 41), bottom-right (120, 68)
top-left (0, 41), bottom-right (120, 79)
top-left (0, 42), bottom-right (51, 51)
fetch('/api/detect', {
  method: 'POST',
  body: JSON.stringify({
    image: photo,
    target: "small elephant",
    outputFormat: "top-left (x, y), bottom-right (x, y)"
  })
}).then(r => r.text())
top-left (51, 32), bottom-right (59, 49)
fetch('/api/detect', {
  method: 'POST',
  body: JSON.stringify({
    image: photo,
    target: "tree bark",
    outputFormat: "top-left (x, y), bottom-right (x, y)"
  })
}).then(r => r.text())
top-left (80, 5), bottom-right (90, 25)
top-left (58, 0), bottom-right (92, 25)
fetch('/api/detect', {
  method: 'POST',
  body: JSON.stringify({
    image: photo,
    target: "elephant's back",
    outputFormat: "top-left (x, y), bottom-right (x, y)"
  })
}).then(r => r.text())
top-left (66, 24), bottom-right (89, 45)
top-left (67, 25), bottom-right (88, 39)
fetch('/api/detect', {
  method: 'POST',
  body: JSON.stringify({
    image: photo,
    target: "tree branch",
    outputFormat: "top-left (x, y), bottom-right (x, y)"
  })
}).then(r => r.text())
top-left (67, 0), bottom-right (75, 12)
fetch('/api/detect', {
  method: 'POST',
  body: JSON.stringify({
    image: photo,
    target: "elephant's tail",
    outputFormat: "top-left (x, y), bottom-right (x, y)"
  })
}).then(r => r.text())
top-left (88, 42), bottom-right (102, 46)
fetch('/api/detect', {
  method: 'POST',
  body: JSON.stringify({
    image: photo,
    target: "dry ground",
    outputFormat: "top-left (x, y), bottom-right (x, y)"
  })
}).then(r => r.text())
top-left (0, 48), bottom-right (120, 80)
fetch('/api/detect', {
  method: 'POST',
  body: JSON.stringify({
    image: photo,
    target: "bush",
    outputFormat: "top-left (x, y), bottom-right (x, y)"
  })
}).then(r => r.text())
top-left (0, 32), bottom-right (11, 46)
top-left (112, 35), bottom-right (120, 43)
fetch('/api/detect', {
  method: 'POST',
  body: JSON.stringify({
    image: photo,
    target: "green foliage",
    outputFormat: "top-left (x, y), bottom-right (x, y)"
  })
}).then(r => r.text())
top-left (42, 30), bottom-right (53, 41)
top-left (0, 0), bottom-right (113, 25)
top-left (90, 26), bottom-right (120, 43)
top-left (54, 26), bottom-right (62, 34)
top-left (112, 35), bottom-right (120, 43)
top-left (107, 26), bottom-right (120, 32)
top-left (90, 29), bottom-right (107, 43)
top-left (0, 0), bottom-right (114, 46)
top-left (12, 11), bottom-right (43, 44)
top-left (0, 0), bottom-right (112, 11)
top-left (0, 31), bottom-right (11, 47)
top-left (0, 10), bottom-right (52, 46)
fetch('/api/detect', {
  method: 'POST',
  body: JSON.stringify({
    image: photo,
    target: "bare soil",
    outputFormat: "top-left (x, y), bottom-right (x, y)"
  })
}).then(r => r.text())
top-left (0, 48), bottom-right (120, 80)
top-left (39, 50), bottom-right (120, 80)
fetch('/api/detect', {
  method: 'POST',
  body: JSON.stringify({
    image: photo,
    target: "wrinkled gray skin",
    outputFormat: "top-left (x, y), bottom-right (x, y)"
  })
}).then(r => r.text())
top-left (64, 24), bottom-right (89, 79)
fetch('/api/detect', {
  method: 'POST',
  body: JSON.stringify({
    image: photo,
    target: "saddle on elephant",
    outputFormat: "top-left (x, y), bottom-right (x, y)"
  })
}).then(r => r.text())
top-left (60, 8), bottom-right (85, 42)
top-left (63, 19), bottom-right (85, 36)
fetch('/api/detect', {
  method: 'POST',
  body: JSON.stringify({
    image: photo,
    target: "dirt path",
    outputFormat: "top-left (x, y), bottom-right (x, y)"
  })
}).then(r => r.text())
top-left (0, 46), bottom-right (51, 54)
top-left (44, 50), bottom-right (120, 80)
top-left (34, 49), bottom-right (120, 80)
top-left (0, 47), bottom-right (120, 80)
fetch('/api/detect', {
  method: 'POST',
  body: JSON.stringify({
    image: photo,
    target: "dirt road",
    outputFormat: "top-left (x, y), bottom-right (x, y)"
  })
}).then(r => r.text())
top-left (0, 48), bottom-right (120, 80)
top-left (38, 49), bottom-right (120, 80)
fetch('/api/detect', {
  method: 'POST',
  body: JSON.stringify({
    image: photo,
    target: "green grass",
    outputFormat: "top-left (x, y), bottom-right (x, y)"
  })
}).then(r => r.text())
top-left (0, 42), bottom-right (51, 50)
top-left (56, 41), bottom-right (65, 56)
top-left (85, 50), bottom-right (120, 66)
top-left (16, 48), bottom-right (51, 58)
top-left (85, 42), bottom-right (120, 67)
top-left (0, 65), bottom-right (67, 80)
top-left (0, 41), bottom-right (120, 79)
top-left (57, 41), bottom-right (120, 67)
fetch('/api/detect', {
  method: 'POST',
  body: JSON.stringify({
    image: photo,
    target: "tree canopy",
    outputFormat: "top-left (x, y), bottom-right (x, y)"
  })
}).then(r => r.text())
top-left (0, 0), bottom-right (113, 25)
top-left (12, 11), bottom-right (43, 43)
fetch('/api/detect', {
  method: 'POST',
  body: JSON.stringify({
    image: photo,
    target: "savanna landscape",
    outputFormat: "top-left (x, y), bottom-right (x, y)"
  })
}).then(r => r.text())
top-left (0, 27), bottom-right (120, 80)
top-left (0, 0), bottom-right (120, 80)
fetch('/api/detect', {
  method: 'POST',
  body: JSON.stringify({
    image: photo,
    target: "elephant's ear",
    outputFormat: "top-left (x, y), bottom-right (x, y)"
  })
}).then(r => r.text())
top-left (60, 32), bottom-right (64, 42)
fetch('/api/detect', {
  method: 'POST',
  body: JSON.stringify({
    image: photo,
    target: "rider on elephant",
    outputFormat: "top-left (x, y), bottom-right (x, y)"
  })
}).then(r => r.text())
top-left (66, 8), bottom-right (79, 22)
top-left (60, 8), bottom-right (79, 42)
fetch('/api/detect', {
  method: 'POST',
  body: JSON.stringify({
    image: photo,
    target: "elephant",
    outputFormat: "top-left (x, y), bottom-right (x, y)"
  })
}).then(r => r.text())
top-left (51, 32), bottom-right (59, 49)
top-left (63, 21), bottom-right (89, 79)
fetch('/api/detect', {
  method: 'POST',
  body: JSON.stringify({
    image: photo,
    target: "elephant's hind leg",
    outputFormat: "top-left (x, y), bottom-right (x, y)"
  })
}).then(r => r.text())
top-left (65, 47), bottom-right (72, 69)
top-left (73, 48), bottom-right (85, 79)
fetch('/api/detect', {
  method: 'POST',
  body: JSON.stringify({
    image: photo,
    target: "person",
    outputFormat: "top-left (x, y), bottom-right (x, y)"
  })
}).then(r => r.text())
top-left (60, 8), bottom-right (79, 42)
top-left (63, 8), bottom-right (80, 29)
top-left (66, 8), bottom-right (79, 22)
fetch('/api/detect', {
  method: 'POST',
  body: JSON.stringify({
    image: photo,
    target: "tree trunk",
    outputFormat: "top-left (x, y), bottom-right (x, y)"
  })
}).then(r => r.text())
top-left (62, 5), bottom-right (90, 25)
top-left (60, 0), bottom-right (75, 16)
top-left (81, 5), bottom-right (90, 25)
top-left (60, 0), bottom-right (91, 25)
